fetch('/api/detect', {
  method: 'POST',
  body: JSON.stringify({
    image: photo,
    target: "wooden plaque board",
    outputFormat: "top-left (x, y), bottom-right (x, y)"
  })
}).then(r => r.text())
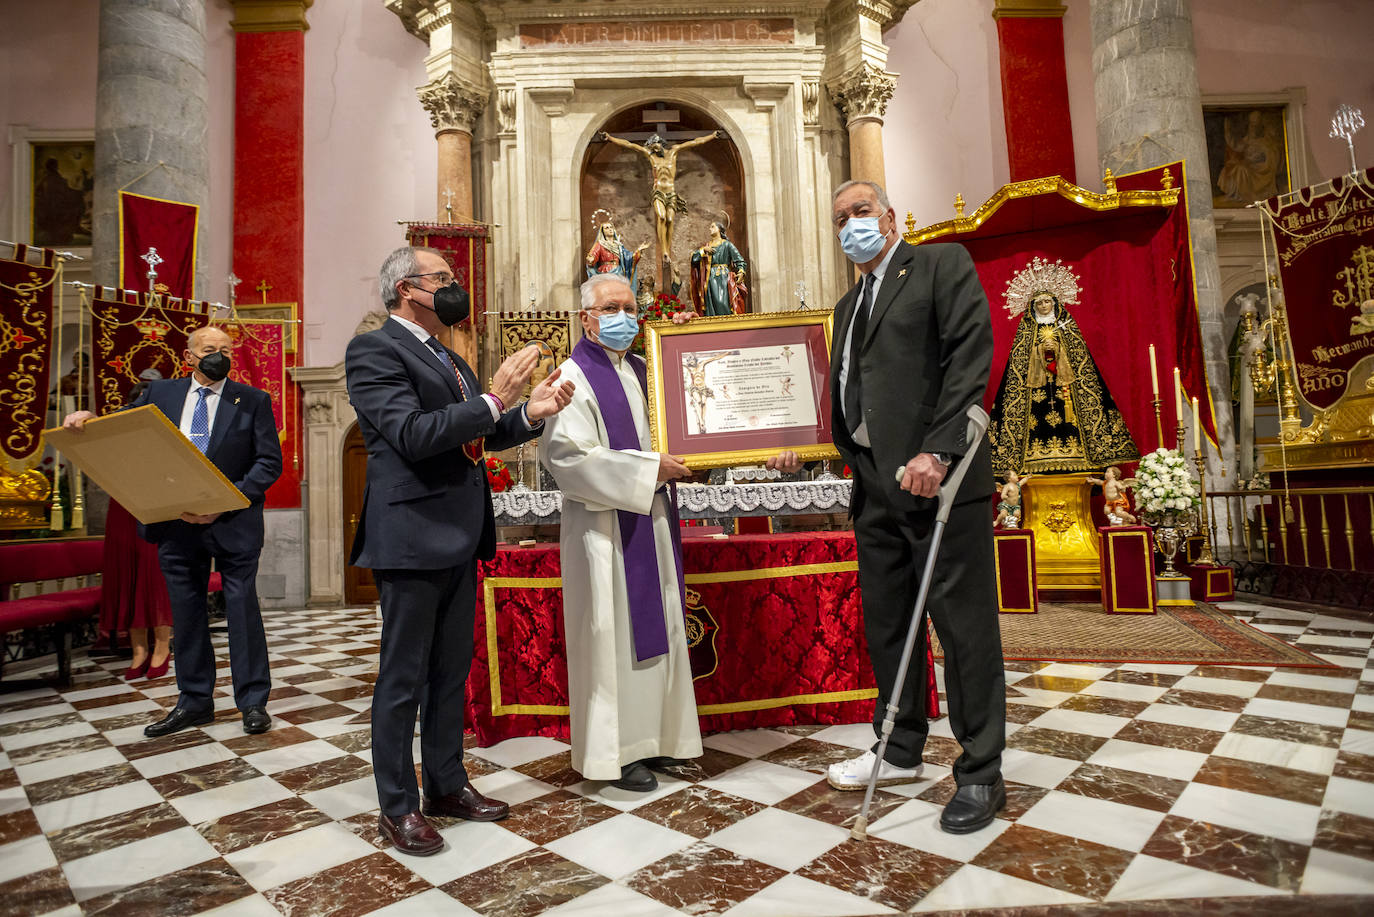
top-left (43, 405), bottom-right (249, 524)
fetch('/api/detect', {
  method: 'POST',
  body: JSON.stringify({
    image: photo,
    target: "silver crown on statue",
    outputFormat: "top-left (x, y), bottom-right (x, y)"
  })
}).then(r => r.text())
top-left (1003, 256), bottom-right (1082, 318)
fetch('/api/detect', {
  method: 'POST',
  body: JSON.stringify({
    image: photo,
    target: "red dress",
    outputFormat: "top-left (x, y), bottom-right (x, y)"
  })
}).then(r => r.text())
top-left (100, 499), bottom-right (173, 634)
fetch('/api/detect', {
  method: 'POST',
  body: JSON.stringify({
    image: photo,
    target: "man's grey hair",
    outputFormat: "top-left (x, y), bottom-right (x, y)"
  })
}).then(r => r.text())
top-left (831, 180), bottom-right (892, 212)
top-left (378, 246), bottom-right (443, 310)
top-left (579, 272), bottom-right (633, 311)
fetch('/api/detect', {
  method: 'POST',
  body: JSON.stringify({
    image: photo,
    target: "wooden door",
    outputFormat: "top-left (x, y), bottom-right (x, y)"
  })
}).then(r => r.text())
top-left (342, 424), bottom-right (377, 605)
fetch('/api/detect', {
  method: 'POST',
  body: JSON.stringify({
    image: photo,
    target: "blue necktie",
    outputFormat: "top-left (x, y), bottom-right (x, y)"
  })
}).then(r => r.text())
top-left (190, 386), bottom-right (211, 453)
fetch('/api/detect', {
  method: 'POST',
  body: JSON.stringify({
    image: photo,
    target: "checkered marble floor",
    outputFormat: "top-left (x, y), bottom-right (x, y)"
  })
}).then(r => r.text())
top-left (1, 598), bottom-right (1372, 916)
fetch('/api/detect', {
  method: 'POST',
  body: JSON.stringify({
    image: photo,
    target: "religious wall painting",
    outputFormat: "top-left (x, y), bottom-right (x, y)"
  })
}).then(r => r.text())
top-left (30, 142), bottom-right (95, 247)
top-left (581, 101), bottom-right (748, 305)
top-left (1204, 105), bottom-right (1291, 209)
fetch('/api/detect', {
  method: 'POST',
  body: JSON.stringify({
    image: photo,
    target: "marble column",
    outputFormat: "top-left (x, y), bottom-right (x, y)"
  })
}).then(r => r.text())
top-left (417, 71), bottom-right (487, 222)
top-left (828, 62), bottom-right (896, 188)
top-left (93, 0), bottom-right (209, 291)
top-left (1091, 0), bottom-right (1236, 474)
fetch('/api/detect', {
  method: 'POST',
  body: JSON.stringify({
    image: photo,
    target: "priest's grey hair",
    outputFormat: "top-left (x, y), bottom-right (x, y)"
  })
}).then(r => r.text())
top-left (831, 180), bottom-right (891, 212)
top-left (579, 272), bottom-right (633, 311)
top-left (378, 246), bottom-right (443, 310)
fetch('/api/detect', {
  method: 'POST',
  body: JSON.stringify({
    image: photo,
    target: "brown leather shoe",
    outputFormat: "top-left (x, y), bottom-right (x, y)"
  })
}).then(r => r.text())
top-left (378, 810), bottom-right (443, 856)
top-left (422, 783), bottom-right (510, 822)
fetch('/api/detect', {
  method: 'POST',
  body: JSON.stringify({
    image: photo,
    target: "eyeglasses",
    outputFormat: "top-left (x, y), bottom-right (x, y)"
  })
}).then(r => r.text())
top-left (406, 271), bottom-right (455, 286)
top-left (588, 303), bottom-right (637, 315)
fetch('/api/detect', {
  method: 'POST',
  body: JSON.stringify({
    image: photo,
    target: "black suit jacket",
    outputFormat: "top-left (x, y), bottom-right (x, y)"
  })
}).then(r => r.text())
top-left (134, 378), bottom-right (283, 552)
top-left (345, 320), bottom-right (542, 571)
top-left (830, 240), bottom-right (995, 511)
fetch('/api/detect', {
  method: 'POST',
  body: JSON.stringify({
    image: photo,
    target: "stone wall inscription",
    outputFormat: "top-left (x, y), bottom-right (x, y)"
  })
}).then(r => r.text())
top-left (519, 19), bottom-right (795, 49)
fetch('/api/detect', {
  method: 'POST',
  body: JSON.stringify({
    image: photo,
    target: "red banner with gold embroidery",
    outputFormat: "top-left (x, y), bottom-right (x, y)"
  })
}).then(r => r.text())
top-left (90, 289), bottom-right (204, 414)
top-left (0, 245), bottom-right (56, 463)
top-left (404, 223), bottom-right (489, 334)
top-left (1263, 168), bottom-right (1374, 410)
top-left (221, 321), bottom-right (286, 430)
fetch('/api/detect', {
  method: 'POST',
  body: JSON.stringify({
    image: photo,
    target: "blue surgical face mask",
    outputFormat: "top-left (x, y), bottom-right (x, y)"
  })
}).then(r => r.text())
top-left (839, 215), bottom-right (887, 263)
top-left (596, 310), bottom-right (640, 351)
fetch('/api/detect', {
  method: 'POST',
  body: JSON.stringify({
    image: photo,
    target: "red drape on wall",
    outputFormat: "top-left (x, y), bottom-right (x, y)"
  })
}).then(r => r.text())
top-left (118, 192), bottom-right (197, 300)
top-left (923, 164), bottom-right (1217, 456)
top-left (995, 8), bottom-right (1076, 183)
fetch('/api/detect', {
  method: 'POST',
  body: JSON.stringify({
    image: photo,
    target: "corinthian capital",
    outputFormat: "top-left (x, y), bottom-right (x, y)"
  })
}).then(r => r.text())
top-left (828, 61), bottom-right (897, 125)
top-left (416, 71), bottom-right (488, 134)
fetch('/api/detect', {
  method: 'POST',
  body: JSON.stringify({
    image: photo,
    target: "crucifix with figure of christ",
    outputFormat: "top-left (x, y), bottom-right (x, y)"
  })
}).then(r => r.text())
top-left (597, 101), bottom-right (724, 288)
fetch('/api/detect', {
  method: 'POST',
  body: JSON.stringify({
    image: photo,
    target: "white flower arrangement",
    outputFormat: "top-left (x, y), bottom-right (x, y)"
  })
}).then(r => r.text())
top-left (1134, 447), bottom-right (1200, 518)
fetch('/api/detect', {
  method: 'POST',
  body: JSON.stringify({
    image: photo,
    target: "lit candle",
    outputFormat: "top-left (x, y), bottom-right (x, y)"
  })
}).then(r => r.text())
top-left (1192, 397), bottom-right (1201, 453)
top-left (1149, 344), bottom-right (1159, 397)
top-left (1173, 368), bottom-right (1183, 426)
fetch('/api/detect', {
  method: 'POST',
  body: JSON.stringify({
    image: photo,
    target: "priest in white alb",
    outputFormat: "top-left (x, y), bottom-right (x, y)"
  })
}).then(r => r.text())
top-left (541, 273), bottom-right (701, 791)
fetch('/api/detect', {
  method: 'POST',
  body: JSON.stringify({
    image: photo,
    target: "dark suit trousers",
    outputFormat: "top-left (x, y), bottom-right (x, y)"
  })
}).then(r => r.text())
top-left (372, 565), bottom-right (475, 817)
top-left (852, 449), bottom-right (1005, 785)
top-left (158, 530), bottom-right (271, 713)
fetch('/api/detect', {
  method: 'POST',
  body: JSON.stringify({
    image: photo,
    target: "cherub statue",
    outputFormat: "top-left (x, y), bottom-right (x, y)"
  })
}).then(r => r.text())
top-left (994, 472), bottom-right (1031, 529)
top-left (1086, 465), bottom-right (1137, 525)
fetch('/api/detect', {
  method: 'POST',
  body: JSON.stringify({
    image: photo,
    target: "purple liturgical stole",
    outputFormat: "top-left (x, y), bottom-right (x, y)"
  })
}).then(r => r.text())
top-left (570, 337), bottom-right (686, 662)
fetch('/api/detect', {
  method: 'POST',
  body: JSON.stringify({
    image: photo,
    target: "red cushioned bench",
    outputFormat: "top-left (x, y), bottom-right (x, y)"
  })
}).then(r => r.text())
top-left (0, 539), bottom-right (105, 687)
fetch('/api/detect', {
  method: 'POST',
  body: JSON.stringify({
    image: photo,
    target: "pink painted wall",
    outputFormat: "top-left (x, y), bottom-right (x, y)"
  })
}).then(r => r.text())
top-left (881, 0), bottom-right (1011, 230)
top-left (302, 0), bottom-right (436, 368)
top-left (0, 0), bottom-right (98, 244)
top-left (1191, 0), bottom-right (1374, 183)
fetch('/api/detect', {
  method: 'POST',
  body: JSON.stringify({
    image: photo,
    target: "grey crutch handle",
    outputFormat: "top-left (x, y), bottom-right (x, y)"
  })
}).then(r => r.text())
top-left (934, 405), bottom-right (990, 525)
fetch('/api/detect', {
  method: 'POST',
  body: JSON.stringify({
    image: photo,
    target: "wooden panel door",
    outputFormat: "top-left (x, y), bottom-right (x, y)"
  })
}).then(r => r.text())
top-left (342, 424), bottom-right (377, 605)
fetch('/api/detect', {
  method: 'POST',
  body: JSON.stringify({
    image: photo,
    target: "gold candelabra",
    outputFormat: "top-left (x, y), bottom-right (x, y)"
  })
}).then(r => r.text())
top-left (1152, 397), bottom-right (1165, 447)
top-left (1191, 448), bottom-right (1218, 566)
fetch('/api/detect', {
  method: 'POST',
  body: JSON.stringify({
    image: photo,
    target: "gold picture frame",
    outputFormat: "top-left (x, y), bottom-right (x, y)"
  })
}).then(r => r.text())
top-left (233, 302), bottom-right (299, 352)
top-left (644, 309), bottom-right (841, 470)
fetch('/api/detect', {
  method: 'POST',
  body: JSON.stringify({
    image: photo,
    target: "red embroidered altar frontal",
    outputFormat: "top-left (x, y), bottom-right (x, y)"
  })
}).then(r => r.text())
top-left (466, 532), bottom-right (881, 746)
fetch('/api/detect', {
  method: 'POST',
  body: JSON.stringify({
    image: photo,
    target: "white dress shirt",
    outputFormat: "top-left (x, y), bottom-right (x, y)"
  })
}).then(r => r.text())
top-left (178, 376), bottom-right (227, 443)
top-left (838, 241), bottom-right (901, 448)
top-left (388, 314), bottom-right (501, 422)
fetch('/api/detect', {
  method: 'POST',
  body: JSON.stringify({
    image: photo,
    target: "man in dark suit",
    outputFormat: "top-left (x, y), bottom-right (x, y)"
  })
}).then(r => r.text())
top-left (345, 246), bottom-right (573, 856)
top-left (64, 325), bottom-right (282, 738)
top-left (823, 180), bottom-right (1006, 834)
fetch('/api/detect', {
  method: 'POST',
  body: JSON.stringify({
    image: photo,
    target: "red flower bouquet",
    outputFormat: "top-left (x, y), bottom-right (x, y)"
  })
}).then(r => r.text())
top-left (484, 455), bottom-right (514, 492)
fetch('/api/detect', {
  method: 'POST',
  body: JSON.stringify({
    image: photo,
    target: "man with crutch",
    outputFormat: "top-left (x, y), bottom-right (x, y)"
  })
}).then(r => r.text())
top-left (821, 180), bottom-right (1006, 834)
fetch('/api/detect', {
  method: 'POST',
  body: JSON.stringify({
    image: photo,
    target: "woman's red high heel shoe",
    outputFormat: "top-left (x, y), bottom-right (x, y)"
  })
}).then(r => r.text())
top-left (123, 659), bottom-right (150, 681)
top-left (145, 657), bottom-right (171, 680)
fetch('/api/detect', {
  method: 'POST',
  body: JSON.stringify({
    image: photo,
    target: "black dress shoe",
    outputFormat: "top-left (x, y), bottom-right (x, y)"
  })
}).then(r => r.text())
top-left (144, 706), bottom-right (214, 738)
top-left (422, 783), bottom-right (509, 822)
top-left (242, 706), bottom-right (271, 735)
top-left (611, 761), bottom-right (657, 792)
top-left (940, 776), bottom-right (1006, 834)
top-left (640, 756), bottom-right (690, 772)
top-left (378, 810), bottom-right (444, 856)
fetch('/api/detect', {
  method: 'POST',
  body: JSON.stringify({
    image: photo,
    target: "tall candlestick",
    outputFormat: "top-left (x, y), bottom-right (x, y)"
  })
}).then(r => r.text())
top-left (1173, 368), bottom-right (1183, 430)
top-left (1149, 344), bottom-right (1159, 396)
top-left (1192, 397), bottom-right (1200, 452)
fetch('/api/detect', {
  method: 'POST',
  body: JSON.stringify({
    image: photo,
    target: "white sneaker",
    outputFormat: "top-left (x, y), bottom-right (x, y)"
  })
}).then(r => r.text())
top-left (826, 750), bottom-right (923, 791)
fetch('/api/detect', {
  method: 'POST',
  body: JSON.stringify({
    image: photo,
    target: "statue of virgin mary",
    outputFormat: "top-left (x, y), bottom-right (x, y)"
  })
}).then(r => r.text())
top-left (987, 257), bottom-right (1139, 477)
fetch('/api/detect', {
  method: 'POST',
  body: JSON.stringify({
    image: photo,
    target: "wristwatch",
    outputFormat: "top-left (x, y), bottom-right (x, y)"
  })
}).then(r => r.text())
top-left (933, 452), bottom-right (953, 466)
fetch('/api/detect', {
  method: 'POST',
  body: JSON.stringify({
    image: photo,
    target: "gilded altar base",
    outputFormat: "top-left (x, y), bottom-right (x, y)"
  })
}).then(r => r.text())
top-left (0, 466), bottom-right (52, 531)
top-left (1022, 473), bottom-right (1100, 595)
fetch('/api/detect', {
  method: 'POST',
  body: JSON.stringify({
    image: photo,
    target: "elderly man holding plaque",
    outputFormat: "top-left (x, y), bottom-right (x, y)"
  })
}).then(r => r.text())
top-left (540, 273), bottom-right (708, 791)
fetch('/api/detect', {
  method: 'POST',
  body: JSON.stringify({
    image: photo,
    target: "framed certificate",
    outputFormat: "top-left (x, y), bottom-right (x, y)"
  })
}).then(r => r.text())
top-left (644, 310), bottom-right (841, 470)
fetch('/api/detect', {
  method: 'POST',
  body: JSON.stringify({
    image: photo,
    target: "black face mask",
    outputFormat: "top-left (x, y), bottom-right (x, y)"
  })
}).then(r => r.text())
top-left (196, 351), bottom-right (231, 382)
top-left (415, 281), bottom-right (471, 327)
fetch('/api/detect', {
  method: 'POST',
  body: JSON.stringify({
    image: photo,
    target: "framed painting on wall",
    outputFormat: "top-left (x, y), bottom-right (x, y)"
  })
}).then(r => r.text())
top-left (29, 140), bottom-right (95, 246)
top-left (1204, 105), bottom-right (1291, 208)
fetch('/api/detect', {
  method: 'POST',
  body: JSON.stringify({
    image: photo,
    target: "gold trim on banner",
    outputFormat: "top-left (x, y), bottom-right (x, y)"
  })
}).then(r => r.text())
top-left (483, 561), bottom-right (865, 718)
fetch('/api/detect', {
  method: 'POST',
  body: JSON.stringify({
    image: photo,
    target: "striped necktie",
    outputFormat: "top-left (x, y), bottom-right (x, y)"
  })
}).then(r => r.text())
top-left (425, 337), bottom-right (484, 465)
top-left (189, 386), bottom-right (212, 454)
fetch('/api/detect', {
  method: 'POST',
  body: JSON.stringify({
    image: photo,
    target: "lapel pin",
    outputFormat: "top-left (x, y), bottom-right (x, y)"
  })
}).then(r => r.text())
top-left (897, 268), bottom-right (908, 278)
top-left (234, 397), bottom-right (240, 404)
